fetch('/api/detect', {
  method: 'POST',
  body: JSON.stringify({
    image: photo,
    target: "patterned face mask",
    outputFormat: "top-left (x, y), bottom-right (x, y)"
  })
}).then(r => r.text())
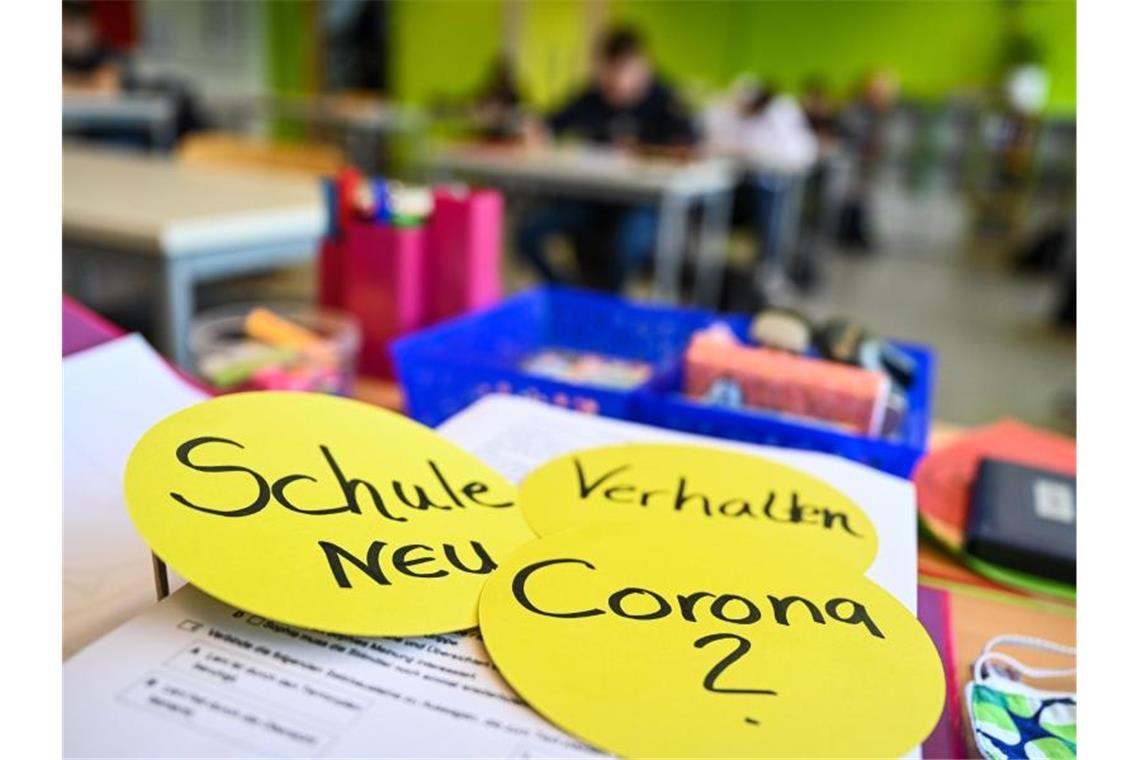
top-left (966, 635), bottom-right (1076, 760)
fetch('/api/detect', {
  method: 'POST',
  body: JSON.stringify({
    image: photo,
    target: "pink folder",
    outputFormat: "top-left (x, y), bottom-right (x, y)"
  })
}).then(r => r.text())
top-left (917, 584), bottom-right (967, 759)
top-left (62, 294), bottom-right (213, 395)
top-left (63, 295), bottom-right (125, 356)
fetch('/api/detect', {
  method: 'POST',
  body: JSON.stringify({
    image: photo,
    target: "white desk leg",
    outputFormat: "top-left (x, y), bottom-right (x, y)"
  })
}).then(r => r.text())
top-left (652, 193), bottom-right (688, 303)
top-left (753, 173), bottom-right (805, 297)
top-left (695, 189), bottom-right (734, 308)
top-left (154, 258), bottom-right (194, 369)
top-left (779, 176), bottom-right (807, 278)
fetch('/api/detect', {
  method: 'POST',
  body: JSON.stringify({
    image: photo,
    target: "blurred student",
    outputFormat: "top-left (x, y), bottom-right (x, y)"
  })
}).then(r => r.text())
top-left (836, 69), bottom-right (900, 250)
top-left (704, 77), bottom-right (818, 295)
top-left (800, 76), bottom-right (840, 142)
top-left (62, 0), bottom-right (208, 147)
top-left (472, 55), bottom-right (525, 141)
top-left (516, 27), bottom-right (697, 291)
top-left (703, 75), bottom-right (817, 170)
top-left (984, 61), bottom-right (1049, 239)
top-left (63, 0), bottom-right (123, 93)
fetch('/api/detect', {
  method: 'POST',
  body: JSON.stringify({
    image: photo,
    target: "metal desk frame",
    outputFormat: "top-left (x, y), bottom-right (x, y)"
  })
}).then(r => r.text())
top-left (429, 151), bottom-right (736, 307)
top-left (63, 238), bottom-right (318, 369)
top-left (62, 94), bottom-right (177, 152)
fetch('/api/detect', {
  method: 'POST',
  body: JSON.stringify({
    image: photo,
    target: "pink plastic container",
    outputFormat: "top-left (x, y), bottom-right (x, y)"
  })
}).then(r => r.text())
top-left (342, 219), bottom-right (427, 378)
top-left (424, 187), bottom-right (502, 323)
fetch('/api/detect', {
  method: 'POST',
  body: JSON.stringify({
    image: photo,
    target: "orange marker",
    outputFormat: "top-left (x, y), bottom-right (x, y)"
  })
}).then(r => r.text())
top-left (245, 307), bottom-right (336, 364)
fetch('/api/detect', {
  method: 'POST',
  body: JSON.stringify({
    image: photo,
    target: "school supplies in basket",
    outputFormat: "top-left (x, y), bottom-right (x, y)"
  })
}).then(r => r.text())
top-left (394, 286), bottom-right (936, 477)
top-left (684, 323), bottom-right (892, 436)
top-left (520, 348), bottom-right (653, 390)
top-left (191, 305), bottom-right (360, 394)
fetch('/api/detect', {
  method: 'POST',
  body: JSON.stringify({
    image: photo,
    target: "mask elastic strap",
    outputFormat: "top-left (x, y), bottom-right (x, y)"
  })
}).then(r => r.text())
top-left (974, 635), bottom-right (1077, 684)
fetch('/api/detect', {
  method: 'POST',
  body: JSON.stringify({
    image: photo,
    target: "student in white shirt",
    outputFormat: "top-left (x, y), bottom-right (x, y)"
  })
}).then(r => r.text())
top-left (703, 75), bottom-right (819, 171)
top-left (703, 77), bottom-right (819, 298)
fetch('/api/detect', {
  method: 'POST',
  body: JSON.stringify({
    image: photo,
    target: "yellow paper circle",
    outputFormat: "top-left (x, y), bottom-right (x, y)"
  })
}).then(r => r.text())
top-left (124, 392), bottom-right (533, 636)
top-left (519, 443), bottom-right (878, 571)
top-left (479, 523), bottom-right (944, 758)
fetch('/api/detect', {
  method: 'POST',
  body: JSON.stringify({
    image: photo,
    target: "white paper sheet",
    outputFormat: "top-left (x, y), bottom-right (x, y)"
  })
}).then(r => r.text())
top-left (63, 334), bottom-right (204, 658)
top-left (64, 393), bottom-right (920, 758)
top-left (440, 395), bottom-right (918, 612)
top-left (63, 584), bottom-right (601, 758)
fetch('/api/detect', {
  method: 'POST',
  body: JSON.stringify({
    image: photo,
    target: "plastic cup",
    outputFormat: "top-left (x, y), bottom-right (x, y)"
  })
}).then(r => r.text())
top-left (190, 303), bottom-right (361, 396)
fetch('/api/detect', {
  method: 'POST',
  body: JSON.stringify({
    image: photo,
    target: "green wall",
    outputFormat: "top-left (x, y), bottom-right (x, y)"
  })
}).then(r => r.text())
top-left (263, 0), bottom-right (319, 140)
top-left (516, 1), bottom-right (591, 108)
top-left (1021, 0), bottom-right (1077, 113)
top-left (389, 0), bottom-right (504, 106)
top-left (387, 0), bottom-right (590, 109)
top-left (609, 0), bottom-right (1076, 112)
top-left (264, 0), bottom-right (318, 96)
top-left (386, 0), bottom-right (1075, 114)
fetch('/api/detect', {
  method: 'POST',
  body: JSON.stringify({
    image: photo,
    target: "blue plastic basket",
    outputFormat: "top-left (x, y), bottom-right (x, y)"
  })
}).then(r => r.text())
top-left (391, 286), bottom-right (719, 427)
top-left (391, 285), bottom-right (936, 477)
top-left (635, 316), bottom-right (936, 478)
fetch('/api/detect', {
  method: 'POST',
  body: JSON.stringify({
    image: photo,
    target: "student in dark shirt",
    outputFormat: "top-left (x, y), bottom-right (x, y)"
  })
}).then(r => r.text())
top-left (472, 54), bottom-right (525, 141)
top-left (62, 0), bottom-right (209, 148)
top-left (63, 0), bottom-right (123, 93)
top-left (516, 27), bottom-right (697, 291)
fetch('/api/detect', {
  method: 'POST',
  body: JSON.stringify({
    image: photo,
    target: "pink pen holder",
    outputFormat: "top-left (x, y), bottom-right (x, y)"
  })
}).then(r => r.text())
top-left (342, 219), bottom-right (427, 378)
top-left (424, 187), bottom-right (502, 323)
top-left (317, 183), bottom-right (505, 380)
top-left (318, 236), bottom-right (347, 312)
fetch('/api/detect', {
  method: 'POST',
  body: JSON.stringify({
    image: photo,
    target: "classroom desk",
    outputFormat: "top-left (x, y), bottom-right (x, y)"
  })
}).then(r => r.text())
top-left (354, 378), bottom-right (1076, 754)
top-left (264, 93), bottom-right (426, 172)
top-left (428, 144), bottom-right (736, 306)
top-left (62, 145), bottom-right (325, 368)
top-left (62, 93), bottom-right (177, 151)
top-left (266, 93), bottom-right (424, 133)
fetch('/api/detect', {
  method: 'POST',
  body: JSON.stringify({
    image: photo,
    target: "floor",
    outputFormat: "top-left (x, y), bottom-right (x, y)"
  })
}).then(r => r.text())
top-left (191, 175), bottom-right (1075, 435)
top-left (779, 181), bottom-right (1076, 434)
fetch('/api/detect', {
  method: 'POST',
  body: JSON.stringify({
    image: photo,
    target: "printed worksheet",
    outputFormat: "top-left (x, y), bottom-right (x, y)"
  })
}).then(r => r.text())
top-left (64, 584), bottom-right (599, 758)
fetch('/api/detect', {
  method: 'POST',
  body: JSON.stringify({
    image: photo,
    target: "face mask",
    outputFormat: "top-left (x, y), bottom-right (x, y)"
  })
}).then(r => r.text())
top-left (966, 635), bottom-right (1076, 760)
